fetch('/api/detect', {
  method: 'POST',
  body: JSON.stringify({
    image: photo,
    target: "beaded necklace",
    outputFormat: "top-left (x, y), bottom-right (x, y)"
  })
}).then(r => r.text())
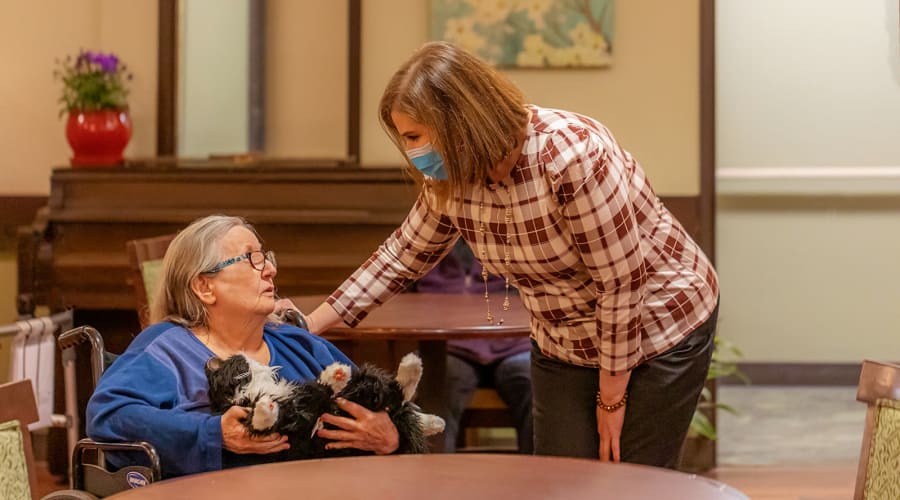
top-left (478, 183), bottom-right (512, 325)
top-left (476, 115), bottom-right (529, 325)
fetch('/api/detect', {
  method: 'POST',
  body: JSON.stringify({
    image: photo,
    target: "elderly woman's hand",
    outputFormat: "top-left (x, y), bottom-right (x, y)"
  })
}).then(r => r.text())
top-left (316, 398), bottom-right (400, 454)
top-left (221, 406), bottom-right (290, 455)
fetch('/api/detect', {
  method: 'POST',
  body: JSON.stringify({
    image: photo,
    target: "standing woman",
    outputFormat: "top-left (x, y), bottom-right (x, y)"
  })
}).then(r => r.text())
top-left (302, 41), bottom-right (719, 468)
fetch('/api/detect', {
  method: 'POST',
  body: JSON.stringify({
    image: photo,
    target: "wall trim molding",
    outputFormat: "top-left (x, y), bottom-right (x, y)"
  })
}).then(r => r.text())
top-left (719, 166), bottom-right (900, 179)
top-left (718, 166), bottom-right (900, 195)
top-left (720, 362), bottom-right (871, 386)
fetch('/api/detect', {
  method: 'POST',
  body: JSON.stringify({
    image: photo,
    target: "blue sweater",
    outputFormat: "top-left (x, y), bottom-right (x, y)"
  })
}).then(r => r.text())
top-left (86, 321), bottom-right (353, 478)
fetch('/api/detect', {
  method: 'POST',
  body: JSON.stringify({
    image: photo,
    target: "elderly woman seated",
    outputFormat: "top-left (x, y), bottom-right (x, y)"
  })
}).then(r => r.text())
top-left (87, 215), bottom-right (400, 478)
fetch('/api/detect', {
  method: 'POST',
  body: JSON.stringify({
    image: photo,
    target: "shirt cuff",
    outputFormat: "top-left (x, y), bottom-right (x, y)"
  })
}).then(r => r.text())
top-left (599, 347), bottom-right (643, 376)
top-left (326, 294), bottom-right (365, 328)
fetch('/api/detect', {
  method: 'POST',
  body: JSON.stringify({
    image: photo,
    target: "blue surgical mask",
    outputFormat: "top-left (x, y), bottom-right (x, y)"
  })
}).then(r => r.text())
top-left (406, 143), bottom-right (448, 180)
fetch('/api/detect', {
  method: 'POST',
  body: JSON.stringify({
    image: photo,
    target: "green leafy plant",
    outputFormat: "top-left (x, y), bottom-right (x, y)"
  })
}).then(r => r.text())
top-left (689, 336), bottom-right (750, 440)
top-left (54, 50), bottom-right (132, 117)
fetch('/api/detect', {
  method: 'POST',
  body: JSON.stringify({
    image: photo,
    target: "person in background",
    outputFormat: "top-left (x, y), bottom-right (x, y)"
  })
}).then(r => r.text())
top-left (87, 215), bottom-right (400, 478)
top-left (299, 41), bottom-right (719, 468)
top-left (411, 240), bottom-right (532, 453)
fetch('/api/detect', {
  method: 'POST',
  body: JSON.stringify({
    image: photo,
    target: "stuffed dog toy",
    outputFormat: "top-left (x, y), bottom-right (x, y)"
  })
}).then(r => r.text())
top-left (206, 352), bottom-right (444, 461)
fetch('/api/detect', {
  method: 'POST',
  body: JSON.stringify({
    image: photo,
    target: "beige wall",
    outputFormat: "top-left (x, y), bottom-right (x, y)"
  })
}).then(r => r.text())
top-left (358, 0), bottom-right (700, 195)
top-left (0, 1), bottom-right (701, 336)
top-left (0, 0), bottom-right (157, 332)
top-left (0, 0), bottom-right (699, 195)
top-left (7, 1), bottom-right (896, 368)
top-left (263, 0), bottom-right (702, 193)
top-left (718, 197), bottom-right (900, 363)
top-left (716, 0), bottom-right (900, 363)
top-left (0, 0), bottom-right (157, 196)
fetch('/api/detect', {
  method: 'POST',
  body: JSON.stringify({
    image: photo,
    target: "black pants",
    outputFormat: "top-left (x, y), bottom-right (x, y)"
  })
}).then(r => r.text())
top-left (531, 303), bottom-right (718, 468)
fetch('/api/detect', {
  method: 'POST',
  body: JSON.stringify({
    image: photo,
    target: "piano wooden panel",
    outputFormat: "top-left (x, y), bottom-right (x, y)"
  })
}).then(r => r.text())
top-left (19, 165), bottom-right (420, 314)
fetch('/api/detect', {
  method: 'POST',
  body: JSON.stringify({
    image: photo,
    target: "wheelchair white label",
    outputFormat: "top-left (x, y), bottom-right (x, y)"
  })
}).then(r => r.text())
top-left (126, 471), bottom-right (150, 488)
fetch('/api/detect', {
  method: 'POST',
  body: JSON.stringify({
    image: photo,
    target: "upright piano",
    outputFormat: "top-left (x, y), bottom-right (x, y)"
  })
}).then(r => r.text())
top-left (18, 162), bottom-right (419, 321)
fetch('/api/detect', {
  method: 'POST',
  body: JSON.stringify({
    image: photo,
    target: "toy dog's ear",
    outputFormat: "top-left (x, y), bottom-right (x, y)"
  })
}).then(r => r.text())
top-left (205, 356), bottom-right (224, 375)
top-left (395, 353), bottom-right (423, 402)
top-left (205, 356), bottom-right (232, 412)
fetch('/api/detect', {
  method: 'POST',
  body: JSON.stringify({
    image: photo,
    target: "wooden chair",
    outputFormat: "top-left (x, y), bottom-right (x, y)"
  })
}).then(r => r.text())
top-left (1, 311), bottom-right (77, 477)
top-left (854, 360), bottom-right (900, 499)
top-left (126, 234), bottom-right (176, 329)
top-left (457, 388), bottom-right (518, 452)
top-left (0, 379), bottom-right (39, 500)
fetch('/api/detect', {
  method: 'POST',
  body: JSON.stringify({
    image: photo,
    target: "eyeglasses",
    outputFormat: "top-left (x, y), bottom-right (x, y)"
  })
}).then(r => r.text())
top-left (204, 250), bottom-right (276, 274)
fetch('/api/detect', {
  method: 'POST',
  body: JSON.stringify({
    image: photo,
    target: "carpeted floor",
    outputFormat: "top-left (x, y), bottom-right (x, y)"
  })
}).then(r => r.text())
top-left (716, 385), bottom-right (864, 465)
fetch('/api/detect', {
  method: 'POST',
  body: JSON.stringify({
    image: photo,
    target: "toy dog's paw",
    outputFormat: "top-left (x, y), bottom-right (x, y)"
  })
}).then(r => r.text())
top-left (396, 353), bottom-right (423, 402)
top-left (251, 395), bottom-right (280, 431)
top-left (319, 362), bottom-right (352, 393)
top-left (416, 411), bottom-right (445, 436)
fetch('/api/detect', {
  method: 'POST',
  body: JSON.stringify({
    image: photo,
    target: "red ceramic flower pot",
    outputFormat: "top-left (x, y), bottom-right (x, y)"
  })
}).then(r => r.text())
top-left (65, 109), bottom-right (132, 167)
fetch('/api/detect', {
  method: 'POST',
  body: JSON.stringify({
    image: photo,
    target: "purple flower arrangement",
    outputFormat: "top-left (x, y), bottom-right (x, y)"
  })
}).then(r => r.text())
top-left (54, 50), bottom-right (133, 116)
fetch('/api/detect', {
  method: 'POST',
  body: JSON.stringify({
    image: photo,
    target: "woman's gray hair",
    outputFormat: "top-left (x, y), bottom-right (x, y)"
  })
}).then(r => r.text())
top-left (149, 214), bottom-right (263, 328)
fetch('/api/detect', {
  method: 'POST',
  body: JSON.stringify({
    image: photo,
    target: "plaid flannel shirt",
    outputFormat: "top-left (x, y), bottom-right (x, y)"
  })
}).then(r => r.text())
top-left (329, 106), bottom-right (719, 375)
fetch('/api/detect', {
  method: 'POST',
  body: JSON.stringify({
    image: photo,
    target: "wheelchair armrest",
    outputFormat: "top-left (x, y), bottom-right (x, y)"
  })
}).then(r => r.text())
top-left (72, 438), bottom-right (161, 491)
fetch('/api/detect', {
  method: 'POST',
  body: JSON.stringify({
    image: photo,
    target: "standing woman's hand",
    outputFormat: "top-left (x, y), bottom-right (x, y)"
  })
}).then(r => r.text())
top-left (596, 402), bottom-right (626, 462)
top-left (597, 370), bottom-right (631, 462)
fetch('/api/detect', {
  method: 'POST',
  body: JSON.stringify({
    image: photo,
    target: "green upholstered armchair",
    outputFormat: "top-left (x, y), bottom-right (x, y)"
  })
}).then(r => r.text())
top-left (855, 360), bottom-right (900, 500)
top-left (0, 380), bottom-right (39, 500)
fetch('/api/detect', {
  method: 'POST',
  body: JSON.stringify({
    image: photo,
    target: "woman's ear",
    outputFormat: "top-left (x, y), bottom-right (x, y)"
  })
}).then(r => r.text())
top-left (191, 275), bottom-right (216, 306)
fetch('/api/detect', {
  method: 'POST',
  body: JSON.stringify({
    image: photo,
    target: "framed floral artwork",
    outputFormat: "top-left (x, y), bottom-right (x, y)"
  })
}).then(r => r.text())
top-left (430, 0), bottom-right (615, 68)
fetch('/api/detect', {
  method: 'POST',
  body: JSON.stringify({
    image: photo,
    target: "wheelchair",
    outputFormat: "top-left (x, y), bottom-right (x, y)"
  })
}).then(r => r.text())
top-left (43, 326), bottom-right (160, 500)
top-left (43, 311), bottom-right (310, 498)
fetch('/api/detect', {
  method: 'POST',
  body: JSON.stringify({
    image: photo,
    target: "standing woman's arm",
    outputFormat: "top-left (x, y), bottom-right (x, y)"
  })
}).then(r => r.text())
top-left (321, 192), bottom-right (460, 329)
top-left (551, 127), bottom-right (646, 462)
top-left (305, 302), bottom-right (344, 335)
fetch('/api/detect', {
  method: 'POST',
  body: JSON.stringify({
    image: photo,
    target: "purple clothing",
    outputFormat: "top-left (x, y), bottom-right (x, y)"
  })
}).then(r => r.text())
top-left (414, 244), bottom-right (530, 365)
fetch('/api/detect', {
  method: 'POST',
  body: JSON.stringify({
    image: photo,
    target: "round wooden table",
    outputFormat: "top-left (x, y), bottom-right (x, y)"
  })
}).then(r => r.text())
top-left (291, 293), bottom-right (531, 340)
top-left (108, 454), bottom-right (747, 499)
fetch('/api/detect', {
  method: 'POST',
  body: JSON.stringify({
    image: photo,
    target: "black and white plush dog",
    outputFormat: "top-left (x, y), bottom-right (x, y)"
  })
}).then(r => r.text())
top-left (205, 352), bottom-right (444, 461)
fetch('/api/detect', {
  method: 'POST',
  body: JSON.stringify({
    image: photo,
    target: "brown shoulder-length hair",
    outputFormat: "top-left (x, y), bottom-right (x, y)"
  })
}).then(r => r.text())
top-left (379, 41), bottom-right (529, 206)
